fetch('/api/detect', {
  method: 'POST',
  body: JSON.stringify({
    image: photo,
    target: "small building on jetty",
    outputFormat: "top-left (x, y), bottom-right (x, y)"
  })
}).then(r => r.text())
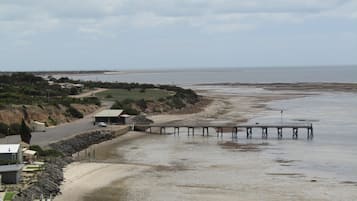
top-left (94, 109), bottom-right (127, 124)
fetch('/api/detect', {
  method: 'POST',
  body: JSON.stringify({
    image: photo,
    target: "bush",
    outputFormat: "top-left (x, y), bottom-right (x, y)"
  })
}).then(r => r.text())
top-left (123, 107), bottom-right (140, 115)
top-left (67, 106), bottom-right (83, 118)
top-left (110, 99), bottom-right (140, 115)
top-left (136, 99), bottom-right (147, 110)
top-left (111, 101), bottom-right (123, 109)
top-left (20, 119), bottom-right (32, 144)
top-left (9, 123), bottom-right (21, 135)
top-left (82, 97), bottom-right (101, 106)
top-left (0, 123), bottom-right (9, 136)
top-left (29, 145), bottom-right (63, 157)
top-left (167, 96), bottom-right (185, 109)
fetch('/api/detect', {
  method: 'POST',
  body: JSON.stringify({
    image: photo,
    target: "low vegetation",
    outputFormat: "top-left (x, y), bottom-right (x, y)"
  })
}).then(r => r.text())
top-left (29, 145), bottom-right (64, 158)
top-left (96, 88), bottom-right (173, 101)
top-left (0, 73), bottom-right (101, 137)
top-left (0, 72), bottom-right (201, 137)
top-left (4, 192), bottom-right (16, 201)
top-left (97, 87), bottom-right (200, 114)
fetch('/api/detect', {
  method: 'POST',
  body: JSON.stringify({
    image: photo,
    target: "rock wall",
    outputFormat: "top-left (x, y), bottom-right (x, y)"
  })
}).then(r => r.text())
top-left (13, 126), bottom-right (129, 201)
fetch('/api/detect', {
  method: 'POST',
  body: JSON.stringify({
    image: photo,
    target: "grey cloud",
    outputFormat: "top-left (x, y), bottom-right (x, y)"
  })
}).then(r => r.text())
top-left (0, 0), bottom-right (356, 35)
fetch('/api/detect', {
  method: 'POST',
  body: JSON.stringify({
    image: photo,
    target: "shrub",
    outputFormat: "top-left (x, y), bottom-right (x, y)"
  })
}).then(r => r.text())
top-left (29, 145), bottom-right (63, 157)
top-left (20, 119), bottom-right (32, 144)
top-left (82, 97), bottom-right (101, 106)
top-left (136, 99), bottom-right (147, 110)
top-left (0, 123), bottom-right (9, 136)
top-left (123, 107), bottom-right (140, 115)
top-left (67, 106), bottom-right (83, 118)
top-left (9, 123), bottom-right (21, 135)
top-left (168, 96), bottom-right (185, 109)
top-left (111, 101), bottom-right (123, 109)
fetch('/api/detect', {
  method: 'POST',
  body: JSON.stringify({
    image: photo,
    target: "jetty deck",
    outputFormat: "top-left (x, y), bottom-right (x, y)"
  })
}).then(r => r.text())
top-left (135, 122), bottom-right (314, 139)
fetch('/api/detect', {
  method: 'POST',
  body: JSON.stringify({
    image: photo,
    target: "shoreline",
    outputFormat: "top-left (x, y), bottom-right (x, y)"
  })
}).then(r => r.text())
top-left (195, 82), bottom-right (357, 93)
top-left (54, 84), bottom-right (314, 201)
top-left (51, 83), bottom-right (357, 201)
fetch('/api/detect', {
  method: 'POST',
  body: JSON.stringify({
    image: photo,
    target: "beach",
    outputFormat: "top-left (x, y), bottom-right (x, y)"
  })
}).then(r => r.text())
top-left (54, 84), bottom-right (357, 201)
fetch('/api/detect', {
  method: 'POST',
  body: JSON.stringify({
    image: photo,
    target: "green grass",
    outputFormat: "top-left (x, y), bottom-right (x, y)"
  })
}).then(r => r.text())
top-left (96, 88), bottom-right (173, 101)
top-left (4, 192), bottom-right (15, 201)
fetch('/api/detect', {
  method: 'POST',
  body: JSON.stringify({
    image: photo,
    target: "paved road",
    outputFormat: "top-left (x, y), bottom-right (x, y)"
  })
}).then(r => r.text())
top-left (0, 115), bottom-right (96, 147)
top-left (0, 101), bottom-right (113, 147)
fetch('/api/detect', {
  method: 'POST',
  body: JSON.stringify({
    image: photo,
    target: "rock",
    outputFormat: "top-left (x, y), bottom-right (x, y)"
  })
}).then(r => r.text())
top-left (14, 129), bottom-right (119, 201)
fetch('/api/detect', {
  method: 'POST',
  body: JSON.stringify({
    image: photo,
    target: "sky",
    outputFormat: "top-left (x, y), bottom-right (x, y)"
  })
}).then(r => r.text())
top-left (0, 0), bottom-right (356, 71)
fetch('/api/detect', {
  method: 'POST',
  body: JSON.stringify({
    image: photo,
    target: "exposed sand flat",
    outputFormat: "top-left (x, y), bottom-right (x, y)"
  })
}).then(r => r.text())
top-left (54, 162), bottom-right (149, 201)
top-left (149, 85), bottom-right (308, 126)
top-left (55, 85), bottom-right (357, 201)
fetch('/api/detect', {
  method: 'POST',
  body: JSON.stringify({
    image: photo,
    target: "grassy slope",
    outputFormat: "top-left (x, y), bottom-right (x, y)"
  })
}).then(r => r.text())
top-left (96, 88), bottom-right (174, 101)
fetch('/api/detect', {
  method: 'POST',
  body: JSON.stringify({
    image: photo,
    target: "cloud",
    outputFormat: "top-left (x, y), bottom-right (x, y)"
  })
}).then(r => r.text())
top-left (0, 0), bottom-right (356, 36)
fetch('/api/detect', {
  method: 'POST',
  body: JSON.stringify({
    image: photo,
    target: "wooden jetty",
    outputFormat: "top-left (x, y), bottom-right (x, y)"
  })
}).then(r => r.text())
top-left (135, 123), bottom-right (314, 139)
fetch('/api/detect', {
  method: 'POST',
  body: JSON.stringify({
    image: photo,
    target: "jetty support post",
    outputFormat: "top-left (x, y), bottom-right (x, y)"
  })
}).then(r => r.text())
top-left (292, 128), bottom-right (298, 139)
top-left (202, 127), bottom-right (209, 136)
top-left (174, 127), bottom-right (180, 136)
top-left (246, 127), bottom-right (252, 139)
top-left (232, 127), bottom-right (238, 138)
top-left (262, 127), bottom-right (268, 139)
top-left (188, 127), bottom-right (194, 136)
top-left (277, 127), bottom-right (283, 139)
top-left (307, 125), bottom-right (313, 139)
top-left (161, 127), bottom-right (167, 135)
top-left (216, 127), bottom-right (223, 137)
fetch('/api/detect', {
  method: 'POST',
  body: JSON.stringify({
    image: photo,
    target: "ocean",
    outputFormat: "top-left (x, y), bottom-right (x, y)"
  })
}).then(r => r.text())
top-left (65, 66), bottom-right (357, 85)
top-left (60, 66), bottom-right (357, 200)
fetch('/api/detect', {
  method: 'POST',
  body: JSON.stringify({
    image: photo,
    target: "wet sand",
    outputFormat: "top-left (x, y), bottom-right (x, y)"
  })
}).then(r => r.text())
top-left (54, 85), bottom-right (357, 201)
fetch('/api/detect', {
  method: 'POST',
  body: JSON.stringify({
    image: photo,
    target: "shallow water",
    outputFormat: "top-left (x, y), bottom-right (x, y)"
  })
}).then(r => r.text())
top-left (65, 68), bottom-right (357, 200)
top-left (88, 89), bottom-right (357, 201)
top-left (254, 92), bottom-right (357, 182)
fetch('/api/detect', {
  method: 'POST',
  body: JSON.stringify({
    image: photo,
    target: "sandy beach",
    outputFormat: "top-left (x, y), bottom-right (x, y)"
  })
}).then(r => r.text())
top-left (54, 85), bottom-right (357, 201)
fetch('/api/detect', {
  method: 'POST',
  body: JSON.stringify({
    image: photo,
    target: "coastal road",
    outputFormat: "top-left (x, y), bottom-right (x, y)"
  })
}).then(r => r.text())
top-left (0, 113), bottom-right (96, 147)
top-left (0, 101), bottom-right (113, 147)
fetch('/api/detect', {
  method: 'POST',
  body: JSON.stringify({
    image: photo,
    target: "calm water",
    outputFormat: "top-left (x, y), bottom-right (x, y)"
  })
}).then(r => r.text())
top-left (91, 90), bottom-right (357, 201)
top-left (69, 66), bottom-right (357, 181)
top-left (68, 67), bottom-right (357, 200)
top-left (67, 66), bottom-right (357, 85)
top-left (251, 92), bottom-right (357, 181)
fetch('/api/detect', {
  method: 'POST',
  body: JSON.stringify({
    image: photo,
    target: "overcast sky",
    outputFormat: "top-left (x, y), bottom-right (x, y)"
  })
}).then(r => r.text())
top-left (0, 0), bottom-right (356, 71)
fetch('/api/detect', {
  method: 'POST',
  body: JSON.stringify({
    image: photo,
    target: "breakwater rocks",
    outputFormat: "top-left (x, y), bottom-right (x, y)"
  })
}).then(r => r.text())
top-left (14, 157), bottom-right (72, 201)
top-left (49, 130), bottom-right (115, 156)
top-left (14, 127), bottom-right (129, 201)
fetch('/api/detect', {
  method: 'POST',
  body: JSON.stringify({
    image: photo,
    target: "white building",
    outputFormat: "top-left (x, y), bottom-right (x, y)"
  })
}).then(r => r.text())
top-left (0, 144), bottom-right (24, 184)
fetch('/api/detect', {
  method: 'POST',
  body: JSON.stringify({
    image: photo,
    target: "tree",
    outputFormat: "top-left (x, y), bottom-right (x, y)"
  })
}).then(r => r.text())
top-left (20, 119), bottom-right (32, 144)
